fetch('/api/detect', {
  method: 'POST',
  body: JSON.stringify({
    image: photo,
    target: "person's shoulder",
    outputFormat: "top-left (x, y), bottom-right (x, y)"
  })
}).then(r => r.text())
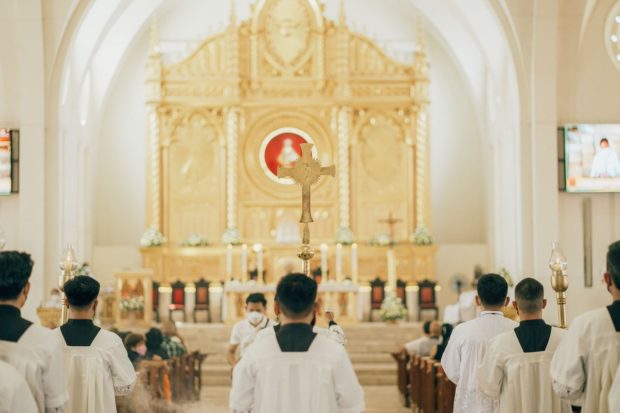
top-left (24, 323), bottom-right (61, 343)
top-left (96, 328), bottom-right (126, 348)
top-left (570, 306), bottom-right (609, 330)
top-left (489, 329), bottom-right (518, 348)
top-left (312, 334), bottom-right (347, 359)
top-left (255, 326), bottom-right (275, 342)
top-left (231, 319), bottom-right (248, 331)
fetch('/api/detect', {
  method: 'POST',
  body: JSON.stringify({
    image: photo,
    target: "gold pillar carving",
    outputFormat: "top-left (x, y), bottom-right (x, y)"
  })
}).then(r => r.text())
top-left (336, 106), bottom-right (353, 240)
top-left (146, 15), bottom-right (162, 230)
top-left (414, 22), bottom-right (430, 232)
top-left (223, 107), bottom-right (241, 242)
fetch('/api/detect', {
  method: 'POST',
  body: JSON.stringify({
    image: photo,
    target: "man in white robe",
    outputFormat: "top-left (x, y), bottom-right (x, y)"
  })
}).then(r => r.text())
top-left (0, 359), bottom-right (38, 413)
top-left (0, 251), bottom-right (68, 412)
top-left (478, 277), bottom-right (570, 413)
top-left (609, 365), bottom-right (620, 413)
top-left (441, 273), bottom-right (517, 413)
top-left (227, 293), bottom-right (274, 367)
top-left (56, 275), bottom-right (136, 413)
top-left (255, 298), bottom-right (348, 346)
top-left (402, 320), bottom-right (440, 356)
top-left (550, 240), bottom-right (620, 413)
top-left (230, 273), bottom-right (365, 413)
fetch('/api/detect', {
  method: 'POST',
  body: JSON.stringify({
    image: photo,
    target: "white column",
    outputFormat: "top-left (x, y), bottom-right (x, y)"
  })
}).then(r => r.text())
top-left (148, 106), bottom-right (161, 230)
top-left (223, 108), bottom-right (241, 242)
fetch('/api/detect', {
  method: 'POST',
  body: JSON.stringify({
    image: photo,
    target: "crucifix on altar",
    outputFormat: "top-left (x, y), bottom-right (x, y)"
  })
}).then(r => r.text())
top-left (379, 212), bottom-right (402, 291)
top-left (278, 143), bottom-right (335, 276)
top-left (379, 212), bottom-right (403, 243)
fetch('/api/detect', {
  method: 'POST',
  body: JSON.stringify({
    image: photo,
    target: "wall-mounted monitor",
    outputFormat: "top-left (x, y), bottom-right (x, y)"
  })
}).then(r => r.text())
top-left (0, 128), bottom-right (19, 195)
top-left (559, 124), bottom-right (620, 193)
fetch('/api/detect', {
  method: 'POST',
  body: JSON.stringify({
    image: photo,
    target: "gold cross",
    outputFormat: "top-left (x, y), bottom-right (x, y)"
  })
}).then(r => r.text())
top-left (278, 143), bottom-right (335, 239)
top-left (379, 212), bottom-right (402, 242)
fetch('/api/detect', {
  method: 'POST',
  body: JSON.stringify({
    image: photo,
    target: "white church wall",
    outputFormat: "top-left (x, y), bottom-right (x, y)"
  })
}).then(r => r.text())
top-left (554, 0), bottom-right (620, 320)
top-left (90, 2), bottom-right (488, 290)
top-left (0, 0), bottom-right (47, 319)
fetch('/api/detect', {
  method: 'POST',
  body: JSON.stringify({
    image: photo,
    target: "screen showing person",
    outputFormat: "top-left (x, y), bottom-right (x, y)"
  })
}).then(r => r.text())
top-left (0, 128), bottom-right (11, 195)
top-left (564, 124), bottom-right (620, 192)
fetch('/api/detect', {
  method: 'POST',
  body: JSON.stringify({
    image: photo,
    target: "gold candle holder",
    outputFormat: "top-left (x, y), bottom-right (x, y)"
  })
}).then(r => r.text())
top-left (58, 245), bottom-right (78, 324)
top-left (549, 241), bottom-right (568, 328)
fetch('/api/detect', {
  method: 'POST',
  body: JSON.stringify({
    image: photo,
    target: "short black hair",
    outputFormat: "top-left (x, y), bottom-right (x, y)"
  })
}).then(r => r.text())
top-left (601, 138), bottom-right (609, 145)
top-left (515, 277), bottom-right (544, 314)
top-left (246, 293), bottom-right (267, 306)
top-left (0, 251), bottom-right (34, 300)
top-left (124, 333), bottom-right (145, 349)
top-left (422, 320), bottom-right (432, 335)
top-left (145, 327), bottom-right (164, 350)
top-left (64, 276), bottom-right (100, 309)
top-left (275, 273), bottom-right (317, 318)
top-left (607, 240), bottom-right (620, 288)
top-left (477, 273), bottom-right (508, 307)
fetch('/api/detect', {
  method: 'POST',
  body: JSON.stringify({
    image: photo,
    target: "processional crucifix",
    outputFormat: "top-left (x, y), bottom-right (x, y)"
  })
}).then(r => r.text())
top-left (278, 143), bottom-right (335, 276)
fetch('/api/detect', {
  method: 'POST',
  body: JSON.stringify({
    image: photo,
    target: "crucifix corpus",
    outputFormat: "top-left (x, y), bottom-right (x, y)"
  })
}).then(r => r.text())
top-left (278, 143), bottom-right (335, 276)
top-left (379, 212), bottom-right (403, 243)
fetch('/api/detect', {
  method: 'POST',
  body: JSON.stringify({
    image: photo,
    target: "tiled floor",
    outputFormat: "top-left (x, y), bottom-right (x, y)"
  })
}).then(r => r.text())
top-left (184, 385), bottom-right (410, 413)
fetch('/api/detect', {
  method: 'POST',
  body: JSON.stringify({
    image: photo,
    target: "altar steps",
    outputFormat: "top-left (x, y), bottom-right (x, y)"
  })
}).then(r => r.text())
top-left (179, 322), bottom-right (423, 386)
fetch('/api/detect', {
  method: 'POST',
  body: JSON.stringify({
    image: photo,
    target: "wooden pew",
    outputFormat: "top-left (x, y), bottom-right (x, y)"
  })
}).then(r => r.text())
top-left (409, 354), bottom-right (422, 412)
top-left (436, 364), bottom-right (456, 413)
top-left (420, 358), bottom-right (437, 413)
top-left (392, 350), bottom-right (411, 407)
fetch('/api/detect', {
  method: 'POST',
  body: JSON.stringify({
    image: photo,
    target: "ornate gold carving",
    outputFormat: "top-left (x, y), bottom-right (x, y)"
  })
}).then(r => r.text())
top-left (264, 0), bottom-right (313, 68)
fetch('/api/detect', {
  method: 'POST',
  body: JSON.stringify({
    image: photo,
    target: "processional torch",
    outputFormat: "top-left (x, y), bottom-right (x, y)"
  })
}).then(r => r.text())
top-left (549, 241), bottom-right (568, 329)
top-left (59, 245), bottom-right (78, 324)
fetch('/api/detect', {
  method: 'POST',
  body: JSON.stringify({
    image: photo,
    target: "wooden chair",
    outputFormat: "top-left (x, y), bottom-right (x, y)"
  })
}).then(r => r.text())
top-left (369, 277), bottom-right (386, 321)
top-left (409, 354), bottom-right (422, 412)
top-left (192, 278), bottom-right (211, 323)
top-left (417, 279), bottom-right (439, 321)
top-left (420, 358), bottom-right (437, 413)
top-left (152, 280), bottom-right (160, 322)
top-left (391, 350), bottom-right (411, 407)
top-left (397, 278), bottom-right (407, 308)
top-left (168, 280), bottom-right (186, 322)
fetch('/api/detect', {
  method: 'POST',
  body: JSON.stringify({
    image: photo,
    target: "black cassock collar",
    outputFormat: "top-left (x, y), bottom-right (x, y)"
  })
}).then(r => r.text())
top-left (276, 323), bottom-right (317, 352)
top-left (514, 319), bottom-right (552, 353)
top-left (0, 304), bottom-right (32, 342)
top-left (608, 300), bottom-right (620, 332)
top-left (60, 319), bottom-right (101, 346)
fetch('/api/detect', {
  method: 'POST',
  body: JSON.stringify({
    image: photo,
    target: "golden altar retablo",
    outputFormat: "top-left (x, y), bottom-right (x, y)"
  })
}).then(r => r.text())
top-left (141, 0), bottom-right (436, 291)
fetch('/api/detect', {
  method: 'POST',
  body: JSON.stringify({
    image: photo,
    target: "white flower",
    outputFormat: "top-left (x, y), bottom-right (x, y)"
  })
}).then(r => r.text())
top-left (411, 226), bottom-right (433, 245)
top-left (379, 292), bottom-right (407, 321)
top-left (370, 233), bottom-right (393, 247)
top-left (181, 234), bottom-right (209, 247)
top-left (335, 227), bottom-right (354, 245)
top-left (221, 228), bottom-right (243, 245)
top-left (120, 296), bottom-right (145, 312)
top-left (140, 226), bottom-right (166, 247)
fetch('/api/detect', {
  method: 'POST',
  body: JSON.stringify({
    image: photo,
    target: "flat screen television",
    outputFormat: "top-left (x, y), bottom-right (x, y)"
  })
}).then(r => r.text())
top-left (0, 128), bottom-right (19, 195)
top-left (559, 124), bottom-right (620, 193)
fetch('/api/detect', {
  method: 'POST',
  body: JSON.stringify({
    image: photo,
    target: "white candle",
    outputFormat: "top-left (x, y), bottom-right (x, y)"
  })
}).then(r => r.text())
top-left (225, 244), bottom-right (233, 280)
top-left (387, 248), bottom-right (396, 291)
top-left (336, 243), bottom-right (343, 282)
top-left (351, 243), bottom-right (358, 284)
top-left (320, 243), bottom-right (329, 280)
top-left (241, 244), bottom-right (248, 282)
top-left (254, 244), bottom-right (263, 283)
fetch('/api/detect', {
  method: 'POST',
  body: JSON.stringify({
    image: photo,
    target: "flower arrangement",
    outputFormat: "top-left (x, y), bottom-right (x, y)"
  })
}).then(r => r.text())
top-left (335, 227), bottom-right (354, 245)
top-left (370, 233), bottom-right (393, 247)
top-left (411, 226), bottom-right (433, 245)
top-left (221, 227), bottom-right (243, 245)
top-left (380, 292), bottom-right (408, 322)
top-left (120, 296), bottom-right (144, 312)
top-left (75, 263), bottom-right (92, 277)
top-left (140, 225), bottom-right (166, 247)
top-left (181, 234), bottom-right (209, 247)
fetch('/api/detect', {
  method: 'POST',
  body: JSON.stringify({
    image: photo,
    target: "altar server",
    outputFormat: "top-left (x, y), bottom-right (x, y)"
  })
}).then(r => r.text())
top-left (478, 278), bottom-right (570, 413)
top-left (550, 240), bottom-right (620, 413)
top-left (227, 293), bottom-right (273, 366)
top-left (230, 273), bottom-right (364, 413)
top-left (441, 273), bottom-right (517, 413)
top-left (609, 365), bottom-right (620, 413)
top-left (0, 251), bottom-right (68, 413)
top-left (0, 359), bottom-right (38, 413)
top-left (56, 275), bottom-right (136, 413)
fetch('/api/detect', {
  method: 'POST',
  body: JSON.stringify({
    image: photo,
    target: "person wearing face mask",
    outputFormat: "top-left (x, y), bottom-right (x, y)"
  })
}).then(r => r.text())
top-left (227, 293), bottom-right (273, 367)
top-left (125, 333), bottom-right (148, 367)
top-left (56, 275), bottom-right (136, 412)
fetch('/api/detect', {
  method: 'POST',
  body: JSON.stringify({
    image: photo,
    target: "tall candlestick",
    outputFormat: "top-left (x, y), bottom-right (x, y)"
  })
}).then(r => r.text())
top-left (336, 243), bottom-right (343, 282)
top-left (241, 244), bottom-right (248, 282)
top-left (254, 244), bottom-right (264, 284)
top-left (225, 244), bottom-right (233, 281)
top-left (387, 248), bottom-right (396, 291)
top-left (351, 243), bottom-right (358, 284)
top-left (320, 243), bottom-right (329, 280)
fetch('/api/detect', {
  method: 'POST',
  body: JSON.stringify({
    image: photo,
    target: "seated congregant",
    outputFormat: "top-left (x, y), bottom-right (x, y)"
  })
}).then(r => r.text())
top-left (227, 293), bottom-right (273, 367)
top-left (0, 251), bottom-right (68, 412)
top-left (431, 323), bottom-right (454, 361)
top-left (402, 320), bottom-right (440, 356)
top-left (550, 240), bottom-right (620, 413)
top-left (478, 278), bottom-right (570, 413)
top-left (145, 327), bottom-right (169, 360)
top-left (229, 273), bottom-right (364, 413)
top-left (124, 333), bottom-right (147, 368)
top-left (57, 275), bottom-right (136, 412)
top-left (160, 320), bottom-right (188, 358)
